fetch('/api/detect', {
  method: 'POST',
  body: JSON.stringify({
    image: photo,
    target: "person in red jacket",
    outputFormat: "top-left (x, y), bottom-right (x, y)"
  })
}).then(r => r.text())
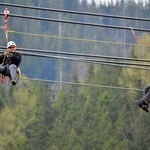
top-left (136, 84), bottom-right (150, 112)
top-left (0, 41), bottom-right (22, 85)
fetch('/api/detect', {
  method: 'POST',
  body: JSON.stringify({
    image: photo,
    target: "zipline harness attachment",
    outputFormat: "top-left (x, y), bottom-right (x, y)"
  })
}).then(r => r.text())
top-left (130, 27), bottom-right (139, 40)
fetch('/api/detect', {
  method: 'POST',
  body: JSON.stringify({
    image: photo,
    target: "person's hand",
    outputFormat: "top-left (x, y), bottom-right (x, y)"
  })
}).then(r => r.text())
top-left (9, 53), bottom-right (14, 57)
top-left (4, 51), bottom-right (9, 56)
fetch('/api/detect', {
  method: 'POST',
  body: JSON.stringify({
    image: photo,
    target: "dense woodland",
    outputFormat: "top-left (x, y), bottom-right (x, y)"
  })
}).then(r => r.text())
top-left (0, 0), bottom-right (150, 149)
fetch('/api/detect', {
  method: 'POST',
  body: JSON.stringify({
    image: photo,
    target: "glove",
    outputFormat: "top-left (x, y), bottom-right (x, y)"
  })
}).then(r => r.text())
top-left (4, 51), bottom-right (14, 57)
top-left (4, 51), bottom-right (9, 56)
top-left (9, 52), bottom-right (14, 57)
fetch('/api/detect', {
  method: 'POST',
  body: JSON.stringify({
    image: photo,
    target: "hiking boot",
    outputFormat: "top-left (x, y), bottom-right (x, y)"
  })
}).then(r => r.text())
top-left (136, 100), bottom-right (149, 112)
top-left (11, 80), bottom-right (16, 86)
top-left (142, 105), bottom-right (149, 112)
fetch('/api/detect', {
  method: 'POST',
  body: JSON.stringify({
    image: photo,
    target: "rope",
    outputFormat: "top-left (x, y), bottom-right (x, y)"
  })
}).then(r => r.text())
top-left (6, 30), bottom-right (150, 47)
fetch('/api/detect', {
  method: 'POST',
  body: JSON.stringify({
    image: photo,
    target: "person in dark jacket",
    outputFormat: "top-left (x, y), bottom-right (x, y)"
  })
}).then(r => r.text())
top-left (136, 84), bottom-right (150, 112)
top-left (0, 41), bottom-right (22, 85)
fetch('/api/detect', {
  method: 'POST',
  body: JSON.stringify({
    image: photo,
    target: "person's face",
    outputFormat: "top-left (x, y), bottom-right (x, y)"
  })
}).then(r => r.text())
top-left (7, 45), bottom-right (16, 51)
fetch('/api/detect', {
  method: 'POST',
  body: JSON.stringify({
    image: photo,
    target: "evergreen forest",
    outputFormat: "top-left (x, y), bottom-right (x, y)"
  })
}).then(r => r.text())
top-left (0, 0), bottom-right (150, 149)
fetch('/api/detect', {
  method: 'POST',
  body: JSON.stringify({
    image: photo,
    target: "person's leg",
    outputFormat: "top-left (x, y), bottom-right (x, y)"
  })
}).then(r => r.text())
top-left (0, 65), bottom-right (6, 74)
top-left (141, 88), bottom-right (150, 104)
top-left (144, 84), bottom-right (150, 95)
top-left (136, 88), bottom-right (150, 112)
top-left (9, 64), bottom-right (18, 85)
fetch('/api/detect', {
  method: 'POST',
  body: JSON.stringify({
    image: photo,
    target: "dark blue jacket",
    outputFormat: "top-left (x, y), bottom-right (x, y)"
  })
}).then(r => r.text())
top-left (0, 51), bottom-right (21, 67)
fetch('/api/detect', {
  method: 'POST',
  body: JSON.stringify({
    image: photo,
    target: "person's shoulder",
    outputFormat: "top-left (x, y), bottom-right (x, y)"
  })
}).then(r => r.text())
top-left (14, 51), bottom-right (21, 55)
top-left (0, 54), bottom-right (4, 57)
top-left (0, 54), bottom-right (4, 60)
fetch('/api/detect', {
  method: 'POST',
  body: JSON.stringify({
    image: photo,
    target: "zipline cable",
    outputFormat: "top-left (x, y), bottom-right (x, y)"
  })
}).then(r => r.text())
top-left (15, 52), bottom-right (150, 68)
top-left (0, 46), bottom-right (150, 63)
top-left (1, 3), bottom-right (150, 22)
top-left (0, 49), bottom-right (150, 67)
top-left (16, 48), bottom-right (150, 63)
top-left (0, 50), bottom-right (149, 70)
top-left (0, 13), bottom-right (150, 32)
top-left (21, 77), bottom-right (143, 92)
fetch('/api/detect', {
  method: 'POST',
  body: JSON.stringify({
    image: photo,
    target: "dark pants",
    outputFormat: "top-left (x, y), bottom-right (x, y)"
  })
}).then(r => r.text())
top-left (141, 85), bottom-right (150, 104)
top-left (0, 64), bottom-right (18, 81)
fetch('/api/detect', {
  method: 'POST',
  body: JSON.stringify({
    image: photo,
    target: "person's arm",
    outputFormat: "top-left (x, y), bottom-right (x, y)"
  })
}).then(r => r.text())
top-left (11, 52), bottom-right (22, 66)
top-left (0, 55), bottom-right (5, 64)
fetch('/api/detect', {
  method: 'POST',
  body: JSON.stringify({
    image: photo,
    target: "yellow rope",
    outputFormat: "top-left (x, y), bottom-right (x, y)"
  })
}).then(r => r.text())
top-left (8, 30), bottom-right (148, 47)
